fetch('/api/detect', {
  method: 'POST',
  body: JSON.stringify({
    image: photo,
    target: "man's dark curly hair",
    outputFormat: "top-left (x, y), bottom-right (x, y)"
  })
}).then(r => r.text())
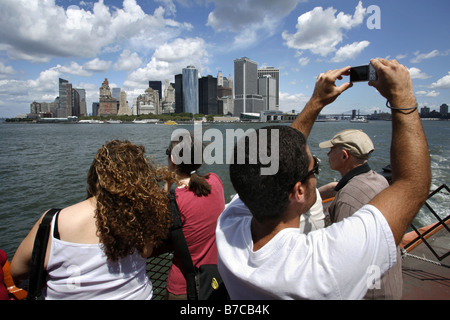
top-left (230, 126), bottom-right (309, 223)
top-left (87, 140), bottom-right (171, 262)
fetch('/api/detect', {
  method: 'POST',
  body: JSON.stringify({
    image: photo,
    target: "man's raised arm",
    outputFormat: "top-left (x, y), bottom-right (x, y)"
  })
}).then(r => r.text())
top-left (291, 66), bottom-right (352, 138)
top-left (368, 59), bottom-right (431, 245)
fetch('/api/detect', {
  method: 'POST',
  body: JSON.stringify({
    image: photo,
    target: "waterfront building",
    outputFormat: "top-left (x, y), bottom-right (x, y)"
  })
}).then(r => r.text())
top-left (74, 88), bottom-right (87, 117)
top-left (258, 75), bottom-right (276, 110)
top-left (440, 103), bottom-right (448, 117)
top-left (199, 75), bottom-right (218, 115)
top-left (98, 78), bottom-right (118, 116)
top-left (218, 96), bottom-right (233, 115)
top-left (182, 66), bottom-right (199, 114)
top-left (149, 81), bottom-right (162, 102)
top-left (92, 102), bottom-right (99, 116)
top-left (112, 88), bottom-right (121, 101)
top-left (117, 90), bottom-right (131, 115)
top-left (258, 67), bottom-right (280, 110)
top-left (162, 79), bottom-right (175, 114)
top-left (57, 78), bottom-right (73, 117)
top-left (136, 87), bottom-right (159, 115)
top-left (234, 57), bottom-right (263, 115)
top-left (175, 74), bottom-right (184, 113)
top-left (420, 106), bottom-right (430, 118)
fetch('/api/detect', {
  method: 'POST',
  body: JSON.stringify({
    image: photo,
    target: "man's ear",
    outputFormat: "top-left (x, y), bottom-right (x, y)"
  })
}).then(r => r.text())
top-left (290, 181), bottom-right (307, 203)
top-left (342, 149), bottom-right (350, 160)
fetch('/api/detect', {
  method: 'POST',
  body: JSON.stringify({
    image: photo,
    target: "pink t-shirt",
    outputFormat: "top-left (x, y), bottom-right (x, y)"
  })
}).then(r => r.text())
top-left (166, 173), bottom-right (225, 295)
top-left (0, 250), bottom-right (10, 300)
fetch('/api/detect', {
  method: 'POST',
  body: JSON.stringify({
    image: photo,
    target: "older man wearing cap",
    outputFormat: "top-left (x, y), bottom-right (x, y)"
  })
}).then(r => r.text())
top-left (319, 129), bottom-right (402, 300)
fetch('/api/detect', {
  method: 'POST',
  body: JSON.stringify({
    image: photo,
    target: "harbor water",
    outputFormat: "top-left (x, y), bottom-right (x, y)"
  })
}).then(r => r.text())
top-left (1, 120), bottom-right (449, 259)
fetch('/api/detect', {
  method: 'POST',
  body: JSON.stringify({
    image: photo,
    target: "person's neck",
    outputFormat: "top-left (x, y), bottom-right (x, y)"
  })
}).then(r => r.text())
top-left (176, 173), bottom-right (190, 188)
top-left (251, 207), bottom-right (300, 251)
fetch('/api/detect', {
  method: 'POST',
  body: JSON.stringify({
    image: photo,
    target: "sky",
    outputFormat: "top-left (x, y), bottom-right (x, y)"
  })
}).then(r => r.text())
top-left (0, 0), bottom-right (449, 118)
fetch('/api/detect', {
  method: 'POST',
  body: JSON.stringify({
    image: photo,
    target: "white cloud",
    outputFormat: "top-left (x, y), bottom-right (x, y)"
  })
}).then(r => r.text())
top-left (279, 91), bottom-right (310, 112)
top-left (430, 72), bottom-right (450, 89)
top-left (282, 1), bottom-right (367, 57)
top-left (0, 62), bottom-right (15, 79)
top-left (411, 50), bottom-right (440, 63)
top-left (0, 0), bottom-right (192, 62)
top-left (330, 41), bottom-right (370, 62)
top-left (298, 57), bottom-right (310, 66)
top-left (416, 90), bottom-right (440, 97)
top-left (206, 0), bottom-right (304, 48)
top-left (59, 62), bottom-right (93, 77)
top-left (124, 37), bottom-right (209, 90)
top-left (408, 67), bottom-right (431, 80)
top-left (113, 50), bottom-right (142, 71)
top-left (83, 58), bottom-right (112, 73)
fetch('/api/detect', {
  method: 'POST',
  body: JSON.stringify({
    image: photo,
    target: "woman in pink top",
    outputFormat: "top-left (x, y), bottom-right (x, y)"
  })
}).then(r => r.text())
top-left (163, 133), bottom-right (225, 300)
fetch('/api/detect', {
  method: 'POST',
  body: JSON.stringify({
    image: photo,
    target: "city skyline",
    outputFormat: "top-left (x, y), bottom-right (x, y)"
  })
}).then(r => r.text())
top-left (0, 0), bottom-right (449, 118)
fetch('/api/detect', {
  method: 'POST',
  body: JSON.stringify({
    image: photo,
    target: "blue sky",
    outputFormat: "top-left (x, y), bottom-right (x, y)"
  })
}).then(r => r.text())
top-left (0, 0), bottom-right (449, 118)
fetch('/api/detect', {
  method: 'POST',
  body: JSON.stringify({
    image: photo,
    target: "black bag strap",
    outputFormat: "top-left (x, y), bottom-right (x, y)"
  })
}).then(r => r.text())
top-left (167, 187), bottom-right (198, 300)
top-left (27, 208), bottom-right (60, 300)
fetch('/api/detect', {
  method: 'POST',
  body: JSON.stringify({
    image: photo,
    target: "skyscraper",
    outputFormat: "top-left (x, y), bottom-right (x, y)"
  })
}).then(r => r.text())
top-left (175, 74), bottom-right (184, 113)
top-left (98, 78), bottom-right (117, 116)
top-left (258, 75), bottom-right (276, 110)
top-left (182, 66), bottom-right (199, 114)
top-left (258, 67), bottom-right (279, 110)
top-left (149, 81), bottom-right (162, 101)
top-left (234, 57), bottom-right (263, 115)
top-left (58, 78), bottom-right (71, 117)
top-left (199, 75), bottom-right (218, 115)
top-left (74, 88), bottom-right (87, 117)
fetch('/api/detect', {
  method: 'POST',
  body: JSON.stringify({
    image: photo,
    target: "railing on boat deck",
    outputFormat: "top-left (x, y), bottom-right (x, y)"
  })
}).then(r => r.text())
top-left (146, 252), bottom-right (173, 300)
top-left (402, 184), bottom-right (450, 262)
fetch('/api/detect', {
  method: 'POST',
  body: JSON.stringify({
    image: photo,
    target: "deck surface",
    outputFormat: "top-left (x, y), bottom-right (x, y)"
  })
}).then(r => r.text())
top-left (401, 226), bottom-right (450, 300)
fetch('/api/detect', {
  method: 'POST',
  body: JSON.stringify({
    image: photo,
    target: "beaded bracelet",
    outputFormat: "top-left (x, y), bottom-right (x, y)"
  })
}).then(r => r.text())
top-left (386, 100), bottom-right (418, 111)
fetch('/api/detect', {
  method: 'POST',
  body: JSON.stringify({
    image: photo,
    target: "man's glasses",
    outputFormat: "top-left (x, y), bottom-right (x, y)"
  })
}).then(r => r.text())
top-left (300, 156), bottom-right (319, 183)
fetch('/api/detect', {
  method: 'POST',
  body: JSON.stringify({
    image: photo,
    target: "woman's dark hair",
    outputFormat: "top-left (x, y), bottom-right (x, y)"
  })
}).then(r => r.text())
top-left (168, 133), bottom-right (211, 197)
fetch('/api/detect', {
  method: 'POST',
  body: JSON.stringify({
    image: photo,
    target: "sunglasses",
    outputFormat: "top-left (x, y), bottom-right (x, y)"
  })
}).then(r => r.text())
top-left (300, 156), bottom-right (319, 183)
top-left (166, 148), bottom-right (170, 156)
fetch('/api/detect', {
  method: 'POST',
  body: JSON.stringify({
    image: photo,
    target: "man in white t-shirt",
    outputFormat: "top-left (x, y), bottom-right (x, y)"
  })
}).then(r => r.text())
top-left (216, 59), bottom-right (431, 299)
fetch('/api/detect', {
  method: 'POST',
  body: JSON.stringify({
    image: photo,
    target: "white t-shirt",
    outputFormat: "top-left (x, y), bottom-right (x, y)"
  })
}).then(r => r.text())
top-left (216, 195), bottom-right (397, 300)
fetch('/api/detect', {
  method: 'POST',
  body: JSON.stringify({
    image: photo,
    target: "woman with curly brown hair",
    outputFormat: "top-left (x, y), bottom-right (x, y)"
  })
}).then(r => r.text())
top-left (11, 140), bottom-right (172, 299)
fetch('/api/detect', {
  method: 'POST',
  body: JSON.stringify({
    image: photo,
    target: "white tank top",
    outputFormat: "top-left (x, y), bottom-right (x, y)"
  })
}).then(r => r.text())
top-left (43, 214), bottom-right (153, 300)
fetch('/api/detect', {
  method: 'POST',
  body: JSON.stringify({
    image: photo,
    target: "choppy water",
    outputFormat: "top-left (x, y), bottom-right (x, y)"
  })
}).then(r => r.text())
top-left (1, 120), bottom-right (449, 259)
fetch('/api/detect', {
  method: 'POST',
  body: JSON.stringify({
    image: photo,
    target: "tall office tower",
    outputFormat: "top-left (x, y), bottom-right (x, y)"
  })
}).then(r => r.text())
top-left (227, 74), bottom-right (233, 97)
top-left (182, 66), bottom-right (199, 114)
top-left (258, 75), bottom-right (276, 110)
top-left (112, 88), bottom-right (121, 101)
top-left (175, 74), bottom-right (184, 113)
top-left (149, 81), bottom-right (162, 102)
top-left (199, 75), bottom-right (218, 115)
top-left (58, 78), bottom-right (72, 117)
top-left (118, 91), bottom-right (131, 115)
top-left (440, 103), bottom-right (448, 117)
top-left (234, 57), bottom-right (263, 115)
top-left (74, 88), bottom-right (87, 117)
top-left (71, 88), bottom-right (80, 117)
top-left (98, 78), bottom-right (118, 116)
top-left (162, 79), bottom-right (175, 113)
top-left (258, 67), bottom-right (279, 110)
top-left (217, 71), bottom-right (224, 86)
